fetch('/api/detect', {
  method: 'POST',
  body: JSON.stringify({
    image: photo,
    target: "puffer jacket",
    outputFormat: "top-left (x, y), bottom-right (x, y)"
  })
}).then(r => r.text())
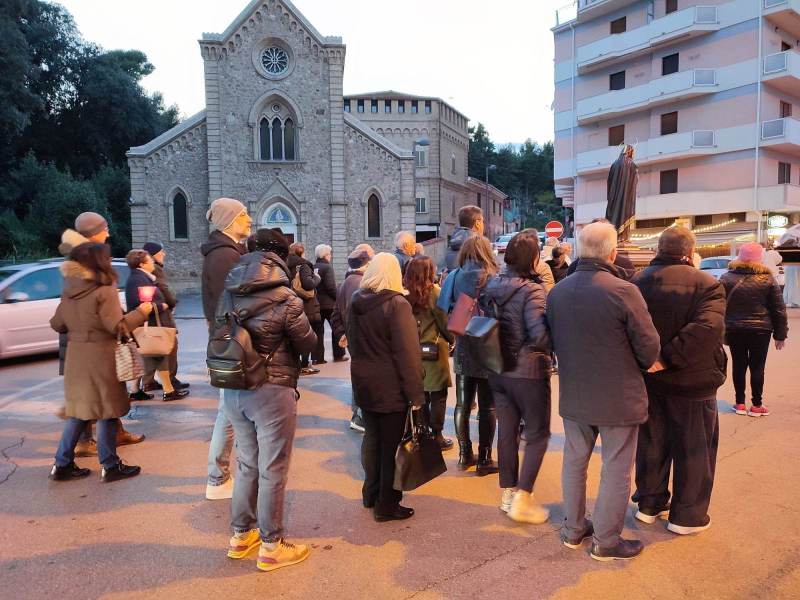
top-left (720, 260), bottom-right (788, 341)
top-left (217, 251), bottom-right (317, 389)
top-left (480, 272), bottom-right (552, 379)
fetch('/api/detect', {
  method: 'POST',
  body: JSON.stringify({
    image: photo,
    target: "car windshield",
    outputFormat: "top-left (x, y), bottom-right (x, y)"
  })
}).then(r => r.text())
top-left (700, 258), bottom-right (729, 270)
top-left (0, 268), bottom-right (21, 284)
top-left (498, 235), bottom-right (513, 243)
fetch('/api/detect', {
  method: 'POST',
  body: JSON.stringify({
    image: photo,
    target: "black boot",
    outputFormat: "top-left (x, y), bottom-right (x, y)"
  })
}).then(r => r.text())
top-left (49, 462), bottom-right (91, 481)
top-left (457, 441), bottom-right (476, 470)
top-left (455, 375), bottom-right (476, 470)
top-left (475, 446), bottom-right (499, 476)
top-left (100, 461), bottom-right (141, 483)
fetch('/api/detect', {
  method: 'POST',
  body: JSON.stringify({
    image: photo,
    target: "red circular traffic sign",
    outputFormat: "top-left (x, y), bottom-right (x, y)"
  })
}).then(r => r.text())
top-left (545, 221), bottom-right (564, 238)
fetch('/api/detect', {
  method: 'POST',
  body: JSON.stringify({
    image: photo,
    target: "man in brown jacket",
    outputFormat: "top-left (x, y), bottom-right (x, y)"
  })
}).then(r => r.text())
top-left (201, 198), bottom-right (251, 500)
top-left (547, 222), bottom-right (661, 562)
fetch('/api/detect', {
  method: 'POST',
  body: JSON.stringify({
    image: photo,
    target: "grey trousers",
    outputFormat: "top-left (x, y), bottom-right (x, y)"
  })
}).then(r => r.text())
top-left (207, 389), bottom-right (235, 485)
top-left (562, 419), bottom-right (638, 548)
top-left (223, 383), bottom-right (298, 542)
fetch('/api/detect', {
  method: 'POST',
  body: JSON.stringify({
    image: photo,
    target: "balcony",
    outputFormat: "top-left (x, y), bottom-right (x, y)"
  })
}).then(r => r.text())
top-left (764, 0), bottom-right (800, 40)
top-left (576, 5), bottom-right (720, 73)
top-left (763, 50), bottom-right (800, 97)
top-left (576, 68), bottom-right (717, 124)
top-left (761, 117), bottom-right (800, 156)
top-left (574, 122), bottom-right (754, 175)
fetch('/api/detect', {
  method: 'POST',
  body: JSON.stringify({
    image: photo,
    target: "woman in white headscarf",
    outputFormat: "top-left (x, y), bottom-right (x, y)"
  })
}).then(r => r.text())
top-left (346, 253), bottom-right (424, 522)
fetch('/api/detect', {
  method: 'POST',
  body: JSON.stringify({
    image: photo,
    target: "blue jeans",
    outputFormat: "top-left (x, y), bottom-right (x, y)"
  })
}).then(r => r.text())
top-left (207, 389), bottom-right (235, 485)
top-left (222, 383), bottom-right (298, 542)
top-left (56, 418), bottom-right (119, 469)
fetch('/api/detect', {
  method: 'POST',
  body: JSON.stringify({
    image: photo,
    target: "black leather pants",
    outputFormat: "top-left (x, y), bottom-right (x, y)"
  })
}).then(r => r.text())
top-left (454, 374), bottom-right (496, 449)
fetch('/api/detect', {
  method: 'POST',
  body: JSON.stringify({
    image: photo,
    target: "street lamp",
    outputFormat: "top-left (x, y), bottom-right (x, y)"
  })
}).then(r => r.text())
top-left (485, 163), bottom-right (496, 237)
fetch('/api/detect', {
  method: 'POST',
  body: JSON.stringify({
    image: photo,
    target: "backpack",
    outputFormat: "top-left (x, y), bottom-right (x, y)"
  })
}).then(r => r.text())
top-left (292, 269), bottom-right (315, 300)
top-left (206, 308), bottom-right (271, 390)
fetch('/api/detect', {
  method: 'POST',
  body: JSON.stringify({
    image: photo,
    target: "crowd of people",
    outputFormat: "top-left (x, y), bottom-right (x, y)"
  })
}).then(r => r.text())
top-left (46, 200), bottom-right (789, 571)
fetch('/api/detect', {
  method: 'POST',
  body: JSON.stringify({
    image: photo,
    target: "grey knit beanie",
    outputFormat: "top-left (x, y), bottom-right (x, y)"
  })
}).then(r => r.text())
top-left (206, 197), bottom-right (246, 230)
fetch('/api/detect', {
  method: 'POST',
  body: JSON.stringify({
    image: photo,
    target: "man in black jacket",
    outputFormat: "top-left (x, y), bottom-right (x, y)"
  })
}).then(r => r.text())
top-left (201, 197), bottom-right (251, 500)
top-left (632, 227), bottom-right (726, 536)
top-left (547, 222), bottom-right (661, 561)
top-left (313, 244), bottom-right (346, 364)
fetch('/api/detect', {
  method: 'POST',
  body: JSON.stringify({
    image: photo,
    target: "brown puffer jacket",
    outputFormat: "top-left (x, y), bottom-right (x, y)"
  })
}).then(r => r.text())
top-left (217, 251), bottom-right (317, 389)
top-left (720, 260), bottom-right (789, 341)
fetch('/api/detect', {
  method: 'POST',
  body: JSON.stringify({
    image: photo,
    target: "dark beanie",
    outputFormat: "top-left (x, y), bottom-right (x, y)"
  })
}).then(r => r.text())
top-left (249, 228), bottom-right (289, 260)
top-left (142, 241), bottom-right (163, 256)
top-left (347, 249), bottom-right (372, 270)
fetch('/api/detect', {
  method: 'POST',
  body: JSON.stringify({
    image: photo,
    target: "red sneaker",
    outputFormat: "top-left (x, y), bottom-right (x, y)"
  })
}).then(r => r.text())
top-left (733, 404), bottom-right (747, 415)
top-left (748, 405), bottom-right (770, 417)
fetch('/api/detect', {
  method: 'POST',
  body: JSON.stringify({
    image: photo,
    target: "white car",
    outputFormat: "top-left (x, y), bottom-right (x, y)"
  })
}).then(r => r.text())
top-left (493, 233), bottom-right (516, 254)
top-left (699, 256), bottom-right (734, 280)
top-left (0, 259), bottom-right (130, 359)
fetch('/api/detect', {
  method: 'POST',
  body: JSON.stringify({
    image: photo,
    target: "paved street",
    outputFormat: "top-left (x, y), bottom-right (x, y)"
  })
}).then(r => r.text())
top-left (0, 297), bottom-right (798, 600)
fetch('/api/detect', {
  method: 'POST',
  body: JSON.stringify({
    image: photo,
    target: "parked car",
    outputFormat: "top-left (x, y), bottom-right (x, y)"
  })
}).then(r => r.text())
top-left (699, 255), bottom-right (734, 280)
top-left (493, 233), bottom-right (516, 254)
top-left (0, 259), bottom-right (130, 359)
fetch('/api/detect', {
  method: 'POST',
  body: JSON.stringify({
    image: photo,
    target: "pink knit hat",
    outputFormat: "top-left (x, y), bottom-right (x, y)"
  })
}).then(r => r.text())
top-left (737, 242), bottom-right (764, 263)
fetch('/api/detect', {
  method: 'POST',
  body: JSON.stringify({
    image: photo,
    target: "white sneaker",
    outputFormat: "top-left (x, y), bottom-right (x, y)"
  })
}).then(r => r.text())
top-left (499, 488), bottom-right (514, 513)
top-left (507, 490), bottom-right (549, 524)
top-left (667, 518), bottom-right (711, 535)
top-left (206, 477), bottom-right (235, 500)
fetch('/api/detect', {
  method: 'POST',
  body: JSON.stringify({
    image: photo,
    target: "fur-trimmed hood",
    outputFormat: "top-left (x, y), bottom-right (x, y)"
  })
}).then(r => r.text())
top-left (58, 229), bottom-right (89, 257)
top-left (60, 260), bottom-right (113, 299)
top-left (728, 260), bottom-right (773, 275)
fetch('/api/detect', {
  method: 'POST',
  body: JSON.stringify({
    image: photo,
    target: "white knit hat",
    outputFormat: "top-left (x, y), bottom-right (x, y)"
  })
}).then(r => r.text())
top-left (206, 197), bottom-right (246, 230)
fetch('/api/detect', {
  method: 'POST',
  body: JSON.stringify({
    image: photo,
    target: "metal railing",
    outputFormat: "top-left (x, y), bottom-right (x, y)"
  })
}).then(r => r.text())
top-left (762, 118), bottom-right (787, 139)
top-left (555, 1), bottom-right (577, 26)
top-left (765, 0), bottom-right (788, 9)
top-left (764, 51), bottom-right (789, 74)
top-left (692, 130), bottom-right (715, 147)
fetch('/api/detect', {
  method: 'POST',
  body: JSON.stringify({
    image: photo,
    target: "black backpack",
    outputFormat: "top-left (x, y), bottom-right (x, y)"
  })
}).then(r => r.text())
top-left (206, 308), bottom-right (271, 390)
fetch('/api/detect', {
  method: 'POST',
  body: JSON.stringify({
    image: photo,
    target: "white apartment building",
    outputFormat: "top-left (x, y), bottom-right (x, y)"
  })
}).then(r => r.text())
top-left (553, 0), bottom-right (800, 249)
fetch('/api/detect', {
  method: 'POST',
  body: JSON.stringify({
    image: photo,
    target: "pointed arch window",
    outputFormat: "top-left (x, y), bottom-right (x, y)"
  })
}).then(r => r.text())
top-left (258, 103), bottom-right (298, 161)
top-left (168, 190), bottom-right (189, 241)
top-left (367, 194), bottom-right (381, 238)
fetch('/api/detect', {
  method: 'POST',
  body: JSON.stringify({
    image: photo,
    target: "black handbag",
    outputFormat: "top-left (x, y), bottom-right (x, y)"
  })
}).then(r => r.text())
top-left (420, 331), bottom-right (440, 362)
top-left (393, 407), bottom-right (447, 491)
top-left (463, 315), bottom-right (503, 374)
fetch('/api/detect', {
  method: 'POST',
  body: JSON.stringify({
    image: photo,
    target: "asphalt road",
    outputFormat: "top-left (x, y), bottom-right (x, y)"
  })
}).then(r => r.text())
top-left (0, 298), bottom-right (798, 599)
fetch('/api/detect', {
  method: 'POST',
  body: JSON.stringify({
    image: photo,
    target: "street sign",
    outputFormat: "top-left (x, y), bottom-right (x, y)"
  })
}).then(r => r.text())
top-left (545, 220), bottom-right (564, 238)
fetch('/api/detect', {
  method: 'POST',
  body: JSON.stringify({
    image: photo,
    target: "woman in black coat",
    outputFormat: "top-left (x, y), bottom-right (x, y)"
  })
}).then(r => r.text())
top-left (346, 253), bottom-right (424, 522)
top-left (124, 250), bottom-right (189, 402)
top-left (479, 229), bottom-right (551, 525)
top-left (720, 243), bottom-right (788, 417)
top-left (285, 242), bottom-right (322, 375)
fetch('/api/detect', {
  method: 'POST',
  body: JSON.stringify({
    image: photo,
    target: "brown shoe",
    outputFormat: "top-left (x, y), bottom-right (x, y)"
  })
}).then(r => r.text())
top-left (117, 429), bottom-right (145, 446)
top-left (75, 438), bottom-right (98, 457)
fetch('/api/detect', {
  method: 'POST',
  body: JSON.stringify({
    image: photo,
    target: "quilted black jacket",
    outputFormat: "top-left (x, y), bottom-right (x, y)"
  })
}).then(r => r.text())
top-left (719, 261), bottom-right (788, 341)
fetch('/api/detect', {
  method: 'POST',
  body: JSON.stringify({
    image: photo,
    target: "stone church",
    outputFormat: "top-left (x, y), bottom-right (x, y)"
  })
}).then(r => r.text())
top-left (127, 0), bottom-right (473, 287)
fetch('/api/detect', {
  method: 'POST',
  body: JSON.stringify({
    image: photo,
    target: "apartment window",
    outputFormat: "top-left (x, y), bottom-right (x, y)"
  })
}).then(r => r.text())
top-left (424, 100), bottom-right (432, 114)
top-left (660, 169), bottom-right (678, 194)
top-left (661, 111), bottom-right (678, 135)
top-left (694, 214), bottom-right (713, 226)
top-left (370, 100), bottom-right (378, 113)
top-left (414, 149), bottom-right (427, 167)
top-left (662, 53), bottom-right (679, 76)
top-left (411, 100), bottom-right (418, 114)
top-left (610, 17), bottom-right (626, 34)
top-left (666, 0), bottom-right (678, 14)
top-left (357, 99), bottom-right (364, 113)
top-left (415, 197), bottom-right (427, 213)
top-left (779, 161), bottom-right (792, 184)
top-left (781, 101), bottom-right (793, 118)
top-left (344, 101), bottom-right (351, 113)
top-left (398, 101), bottom-right (405, 114)
top-left (608, 124), bottom-right (625, 146)
top-left (384, 100), bottom-right (391, 113)
top-left (782, 41), bottom-right (792, 52)
top-left (609, 70), bottom-right (626, 91)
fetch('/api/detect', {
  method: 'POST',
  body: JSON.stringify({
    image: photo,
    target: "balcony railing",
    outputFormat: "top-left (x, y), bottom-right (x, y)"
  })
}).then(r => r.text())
top-left (692, 130), bottom-right (715, 147)
top-left (694, 68), bottom-right (717, 85)
top-left (763, 118), bottom-right (786, 139)
top-left (765, 0), bottom-right (788, 8)
top-left (764, 51), bottom-right (789, 74)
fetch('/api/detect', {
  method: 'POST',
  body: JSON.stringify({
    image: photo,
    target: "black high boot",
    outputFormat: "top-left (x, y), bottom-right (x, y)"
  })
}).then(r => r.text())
top-left (455, 375), bottom-right (476, 470)
top-left (475, 379), bottom-right (498, 476)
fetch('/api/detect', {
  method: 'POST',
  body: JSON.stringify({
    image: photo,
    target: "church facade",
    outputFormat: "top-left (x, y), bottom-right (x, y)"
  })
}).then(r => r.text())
top-left (127, 0), bottom-right (473, 287)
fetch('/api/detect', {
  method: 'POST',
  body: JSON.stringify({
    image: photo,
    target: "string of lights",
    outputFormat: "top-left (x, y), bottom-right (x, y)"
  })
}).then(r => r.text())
top-left (630, 217), bottom-right (740, 241)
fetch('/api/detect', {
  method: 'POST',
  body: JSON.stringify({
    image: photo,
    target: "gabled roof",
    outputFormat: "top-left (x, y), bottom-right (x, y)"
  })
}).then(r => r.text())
top-left (127, 111), bottom-right (206, 158)
top-left (201, 0), bottom-right (342, 46)
top-left (344, 113), bottom-right (413, 159)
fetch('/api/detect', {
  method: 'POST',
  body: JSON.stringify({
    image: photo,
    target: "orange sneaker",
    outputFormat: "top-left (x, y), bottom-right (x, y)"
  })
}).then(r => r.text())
top-left (256, 539), bottom-right (310, 572)
top-left (227, 529), bottom-right (261, 559)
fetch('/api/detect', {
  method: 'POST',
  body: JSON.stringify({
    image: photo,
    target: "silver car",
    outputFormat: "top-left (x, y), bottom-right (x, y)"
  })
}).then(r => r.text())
top-left (0, 259), bottom-right (130, 359)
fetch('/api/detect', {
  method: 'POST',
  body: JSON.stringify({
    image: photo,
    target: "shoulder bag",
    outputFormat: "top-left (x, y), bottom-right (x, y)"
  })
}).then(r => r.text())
top-left (133, 305), bottom-right (176, 357)
top-left (292, 270), bottom-right (315, 301)
top-left (115, 323), bottom-right (145, 382)
top-left (463, 287), bottom-right (523, 375)
top-left (393, 407), bottom-right (447, 491)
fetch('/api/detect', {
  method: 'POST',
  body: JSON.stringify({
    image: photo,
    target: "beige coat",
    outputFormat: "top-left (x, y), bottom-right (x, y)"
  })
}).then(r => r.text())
top-left (50, 261), bottom-right (146, 420)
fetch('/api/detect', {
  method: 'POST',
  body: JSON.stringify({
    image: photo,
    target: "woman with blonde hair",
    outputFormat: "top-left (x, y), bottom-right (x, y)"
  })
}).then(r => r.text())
top-left (346, 253), bottom-right (424, 522)
top-left (438, 234), bottom-right (500, 474)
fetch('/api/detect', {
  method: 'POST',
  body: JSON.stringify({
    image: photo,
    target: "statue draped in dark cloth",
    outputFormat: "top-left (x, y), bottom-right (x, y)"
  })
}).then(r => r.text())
top-left (605, 144), bottom-right (638, 243)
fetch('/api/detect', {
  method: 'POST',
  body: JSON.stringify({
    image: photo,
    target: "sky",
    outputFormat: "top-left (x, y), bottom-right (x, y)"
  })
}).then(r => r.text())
top-left (55, 0), bottom-right (567, 145)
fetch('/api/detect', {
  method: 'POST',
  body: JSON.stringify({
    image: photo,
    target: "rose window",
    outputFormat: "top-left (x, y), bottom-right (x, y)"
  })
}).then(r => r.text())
top-left (261, 47), bottom-right (289, 76)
